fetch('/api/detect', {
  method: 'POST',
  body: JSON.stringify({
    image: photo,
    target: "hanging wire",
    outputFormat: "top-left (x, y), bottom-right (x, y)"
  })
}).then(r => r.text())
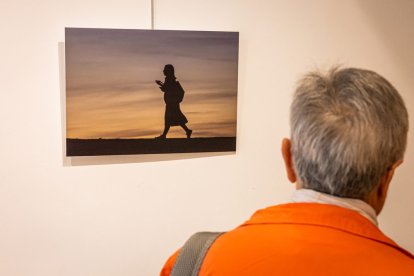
top-left (151, 0), bottom-right (155, 30)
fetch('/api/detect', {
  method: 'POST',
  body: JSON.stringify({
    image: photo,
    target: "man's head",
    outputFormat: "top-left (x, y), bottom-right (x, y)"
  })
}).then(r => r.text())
top-left (282, 67), bottom-right (409, 213)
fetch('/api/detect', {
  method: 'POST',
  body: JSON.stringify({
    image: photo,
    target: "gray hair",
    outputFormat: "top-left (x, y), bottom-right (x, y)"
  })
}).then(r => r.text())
top-left (290, 67), bottom-right (409, 199)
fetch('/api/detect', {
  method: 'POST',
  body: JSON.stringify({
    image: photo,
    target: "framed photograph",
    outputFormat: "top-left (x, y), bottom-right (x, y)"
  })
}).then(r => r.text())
top-left (65, 28), bottom-right (239, 156)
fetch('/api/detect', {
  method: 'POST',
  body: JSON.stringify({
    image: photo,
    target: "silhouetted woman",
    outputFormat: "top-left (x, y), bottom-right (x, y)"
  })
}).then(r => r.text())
top-left (155, 64), bottom-right (192, 139)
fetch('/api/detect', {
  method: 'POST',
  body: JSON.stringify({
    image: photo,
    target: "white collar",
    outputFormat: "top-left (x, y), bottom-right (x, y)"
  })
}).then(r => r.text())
top-left (291, 189), bottom-right (378, 226)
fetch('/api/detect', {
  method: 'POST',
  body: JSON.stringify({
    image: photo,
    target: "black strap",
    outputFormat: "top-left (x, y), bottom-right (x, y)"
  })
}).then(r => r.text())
top-left (171, 232), bottom-right (224, 276)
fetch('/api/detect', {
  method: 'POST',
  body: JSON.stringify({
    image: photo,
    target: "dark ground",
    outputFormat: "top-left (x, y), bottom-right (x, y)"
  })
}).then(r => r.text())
top-left (66, 137), bottom-right (236, 156)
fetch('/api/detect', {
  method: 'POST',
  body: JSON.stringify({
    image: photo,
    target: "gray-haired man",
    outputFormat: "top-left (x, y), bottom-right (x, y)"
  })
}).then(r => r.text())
top-left (161, 68), bottom-right (414, 276)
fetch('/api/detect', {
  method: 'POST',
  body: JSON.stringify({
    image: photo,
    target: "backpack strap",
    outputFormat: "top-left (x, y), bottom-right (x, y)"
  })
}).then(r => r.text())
top-left (171, 232), bottom-right (225, 276)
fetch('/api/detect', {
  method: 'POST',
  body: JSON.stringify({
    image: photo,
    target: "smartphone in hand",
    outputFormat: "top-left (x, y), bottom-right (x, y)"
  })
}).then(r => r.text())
top-left (155, 80), bottom-right (163, 86)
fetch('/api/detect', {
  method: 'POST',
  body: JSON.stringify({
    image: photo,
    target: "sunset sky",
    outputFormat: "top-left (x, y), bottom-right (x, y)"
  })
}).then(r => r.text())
top-left (65, 28), bottom-right (239, 139)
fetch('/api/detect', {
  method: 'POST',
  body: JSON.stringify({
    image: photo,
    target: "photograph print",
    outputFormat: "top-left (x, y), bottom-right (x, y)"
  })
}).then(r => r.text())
top-left (65, 27), bottom-right (239, 156)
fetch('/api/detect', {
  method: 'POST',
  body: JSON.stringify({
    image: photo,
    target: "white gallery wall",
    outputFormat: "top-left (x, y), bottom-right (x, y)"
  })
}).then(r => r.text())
top-left (1, 0), bottom-right (413, 275)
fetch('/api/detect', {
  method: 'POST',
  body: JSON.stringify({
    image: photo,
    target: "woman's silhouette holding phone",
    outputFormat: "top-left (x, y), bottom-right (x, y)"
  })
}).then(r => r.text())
top-left (155, 64), bottom-right (192, 139)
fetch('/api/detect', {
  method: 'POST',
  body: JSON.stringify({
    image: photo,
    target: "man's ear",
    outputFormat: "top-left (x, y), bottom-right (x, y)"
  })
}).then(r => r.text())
top-left (378, 160), bottom-right (403, 198)
top-left (281, 138), bottom-right (297, 183)
top-left (369, 159), bottom-right (403, 214)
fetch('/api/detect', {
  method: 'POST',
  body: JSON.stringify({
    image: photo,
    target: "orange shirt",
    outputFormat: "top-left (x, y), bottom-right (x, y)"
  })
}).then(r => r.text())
top-left (161, 203), bottom-right (414, 275)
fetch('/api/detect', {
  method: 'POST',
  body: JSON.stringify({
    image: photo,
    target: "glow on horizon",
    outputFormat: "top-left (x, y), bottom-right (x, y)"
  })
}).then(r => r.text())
top-left (65, 28), bottom-right (239, 139)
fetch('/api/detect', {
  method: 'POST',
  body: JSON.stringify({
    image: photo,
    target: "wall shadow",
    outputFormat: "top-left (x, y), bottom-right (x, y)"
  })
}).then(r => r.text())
top-left (356, 0), bottom-right (414, 88)
top-left (66, 151), bottom-right (235, 166)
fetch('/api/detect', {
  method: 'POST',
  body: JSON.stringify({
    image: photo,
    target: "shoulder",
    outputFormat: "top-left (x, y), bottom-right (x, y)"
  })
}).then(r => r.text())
top-left (198, 204), bottom-right (414, 275)
top-left (160, 249), bottom-right (180, 276)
